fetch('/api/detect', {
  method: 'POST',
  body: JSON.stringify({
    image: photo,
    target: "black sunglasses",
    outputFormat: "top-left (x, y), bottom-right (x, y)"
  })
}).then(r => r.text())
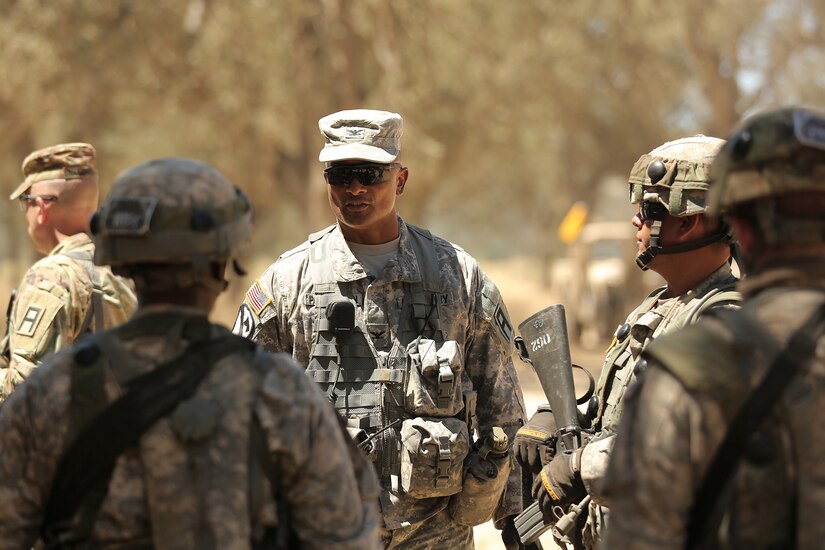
top-left (18, 193), bottom-right (58, 211)
top-left (323, 163), bottom-right (403, 188)
top-left (638, 201), bottom-right (668, 223)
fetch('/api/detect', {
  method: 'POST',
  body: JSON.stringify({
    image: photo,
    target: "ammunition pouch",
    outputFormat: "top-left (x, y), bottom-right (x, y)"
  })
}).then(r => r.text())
top-left (400, 416), bottom-right (470, 499)
top-left (404, 338), bottom-right (465, 417)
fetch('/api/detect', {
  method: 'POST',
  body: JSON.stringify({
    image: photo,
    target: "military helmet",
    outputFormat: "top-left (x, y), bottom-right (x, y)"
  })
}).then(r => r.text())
top-left (627, 136), bottom-right (729, 270)
top-left (93, 158), bottom-right (252, 286)
top-left (709, 107), bottom-right (825, 215)
top-left (628, 135), bottom-right (726, 217)
top-left (628, 135), bottom-right (725, 216)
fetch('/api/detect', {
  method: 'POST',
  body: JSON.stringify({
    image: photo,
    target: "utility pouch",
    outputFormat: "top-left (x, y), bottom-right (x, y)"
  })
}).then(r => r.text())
top-left (448, 427), bottom-right (511, 526)
top-left (405, 339), bottom-right (464, 417)
top-left (400, 417), bottom-right (470, 499)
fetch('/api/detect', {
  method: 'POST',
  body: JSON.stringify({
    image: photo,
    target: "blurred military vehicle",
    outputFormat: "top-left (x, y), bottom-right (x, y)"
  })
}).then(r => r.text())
top-left (550, 177), bottom-right (664, 349)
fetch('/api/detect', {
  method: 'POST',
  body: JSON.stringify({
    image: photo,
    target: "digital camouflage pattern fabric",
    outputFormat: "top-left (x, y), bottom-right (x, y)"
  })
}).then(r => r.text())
top-left (0, 307), bottom-right (381, 549)
top-left (0, 233), bottom-right (136, 400)
top-left (578, 262), bottom-right (739, 548)
top-left (604, 106), bottom-right (825, 550)
top-left (604, 264), bottom-right (825, 549)
top-left (236, 219), bottom-right (527, 546)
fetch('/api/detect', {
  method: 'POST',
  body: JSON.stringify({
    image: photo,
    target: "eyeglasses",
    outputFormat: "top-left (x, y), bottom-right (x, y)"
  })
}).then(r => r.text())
top-left (638, 201), bottom-right (668, 223)
top-left (323, 163), bottom-right (403, 188)
top-left (18, 193), bottom-right (58, 211)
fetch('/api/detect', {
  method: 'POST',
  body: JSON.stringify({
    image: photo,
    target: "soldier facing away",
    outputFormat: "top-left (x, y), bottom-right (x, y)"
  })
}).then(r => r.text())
top-left (604, 107), bottom-right (825, 549)
top-left (0, 158), bottom-right (381, 549)
top-left (513, 136), bottom-right (741, 548)
top-left (234, 109), bottom-right (529, 549)
top-left (0, 143), bottom-right (136, 401)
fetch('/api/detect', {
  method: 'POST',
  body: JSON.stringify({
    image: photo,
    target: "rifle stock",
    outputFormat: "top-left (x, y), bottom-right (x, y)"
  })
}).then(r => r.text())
top-left (514, 304), bottom-right (587, 545)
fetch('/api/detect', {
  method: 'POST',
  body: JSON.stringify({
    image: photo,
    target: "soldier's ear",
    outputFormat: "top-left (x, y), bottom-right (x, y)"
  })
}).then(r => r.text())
top-left (678, 214), bottom-right (703, 239)
top-left (395, 167), bottom-right (408, 196)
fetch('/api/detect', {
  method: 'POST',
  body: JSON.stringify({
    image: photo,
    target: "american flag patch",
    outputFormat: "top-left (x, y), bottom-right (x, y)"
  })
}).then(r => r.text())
top-left (246, 280), bottom-right (272, 315)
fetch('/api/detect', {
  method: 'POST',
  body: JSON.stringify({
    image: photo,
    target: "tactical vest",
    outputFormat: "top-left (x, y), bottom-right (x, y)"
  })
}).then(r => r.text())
top-left (304, 225), bottom-right (468, 485)
top-left (593, 282), bottom-right (740, 433)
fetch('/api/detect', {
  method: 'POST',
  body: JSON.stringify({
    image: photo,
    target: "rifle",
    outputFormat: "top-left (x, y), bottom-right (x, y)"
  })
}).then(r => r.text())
top-left (513, 304), bottom-right (594, 546)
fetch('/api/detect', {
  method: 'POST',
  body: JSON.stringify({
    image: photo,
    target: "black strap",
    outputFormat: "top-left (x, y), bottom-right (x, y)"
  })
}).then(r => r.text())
top-left (42, 333), bottom-right (254, 546)
top-left (687, 303), bottom-right (825, 548)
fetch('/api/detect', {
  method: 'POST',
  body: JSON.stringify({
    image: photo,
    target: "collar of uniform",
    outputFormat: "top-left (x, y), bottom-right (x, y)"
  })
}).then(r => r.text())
top-left (383, 218), bottom-right (424, 284)
top-left (123, 305), bottom-right (211, 338)
top-left (739, 258), bottom-right (825, 298)
top-left (332, 217), bottom-right (422, 284)
top-left (666, 261), bottom-right (736, 302)
top-left (49, 232), bottom-right (93, 256)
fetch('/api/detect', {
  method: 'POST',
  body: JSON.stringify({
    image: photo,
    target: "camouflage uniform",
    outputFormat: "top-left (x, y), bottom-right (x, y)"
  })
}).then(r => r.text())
top-left (1, 233), bottom-right (136, 398)
top-left (0, 307), bottom-right (380, 549)
top-left (580, 263), bottom-right (738, 545)
top-left (516, 136), bottom-right (739, 549)
top-left (1, 143), bottom-right (136, 401)
top-left (604, 107), bottom-right (825, 549)
top-left (238, 219), bottom-right (527, 546)
top-left (0, 158), bottom-right (381, 549)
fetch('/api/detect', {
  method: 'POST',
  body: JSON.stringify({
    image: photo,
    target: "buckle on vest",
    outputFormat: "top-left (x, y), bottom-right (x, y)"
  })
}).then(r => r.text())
top-left (436, 436), bottom-right (452, 487)
top-left (437, 365), bottom-right (454, 408)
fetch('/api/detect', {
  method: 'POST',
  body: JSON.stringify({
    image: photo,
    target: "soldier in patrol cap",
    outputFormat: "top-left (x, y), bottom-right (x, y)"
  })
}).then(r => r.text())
top-left (0, 157), bottom-right (381, 548)
top-left (513, 136), bottom-right (741, 548)
top-left (234, 109), bottom-right (529, 549)
top-left (0, 143), bottom-right (136, 402)
top-left (604, 107), bottom-right (825, 548)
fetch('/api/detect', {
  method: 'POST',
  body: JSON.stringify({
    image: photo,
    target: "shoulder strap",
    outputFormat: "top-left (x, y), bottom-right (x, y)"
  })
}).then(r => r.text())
top-left (63, 249), bottom-right (105, 334)
top-left (672, 283), bottom-right (741, 329)
top-left (685, 304), bottom-right (825, 549)
top-left (41, 332), bottom-right (255, 546)
top-left (405, 224), bottom-right (442, 293)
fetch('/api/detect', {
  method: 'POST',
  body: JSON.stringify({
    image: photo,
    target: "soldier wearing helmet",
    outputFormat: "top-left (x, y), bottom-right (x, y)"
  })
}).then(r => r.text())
top-left (0, 158), bottom-right (381, 549)
top-left (0, 143), bottom-right (136, 402)
top-left (604, 106), bottom-right (825, 549)
top-left (514, 136), bottom-right (741, 549)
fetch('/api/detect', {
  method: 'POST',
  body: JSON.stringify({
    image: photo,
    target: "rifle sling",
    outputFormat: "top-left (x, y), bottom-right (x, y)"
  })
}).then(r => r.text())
top-left (687, 303), bottom-right (825, 548)
top-left (42, 333), bottom-right (254, 544)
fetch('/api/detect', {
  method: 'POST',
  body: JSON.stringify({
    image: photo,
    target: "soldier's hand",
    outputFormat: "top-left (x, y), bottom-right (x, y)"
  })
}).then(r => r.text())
top-left (531, 449), bottom-right (586, 513)
top-left (514, 407), bottom-right (557, 474)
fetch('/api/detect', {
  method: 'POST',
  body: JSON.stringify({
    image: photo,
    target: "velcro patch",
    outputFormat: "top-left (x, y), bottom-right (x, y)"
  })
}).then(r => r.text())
top-left (795, 110), bottom-right (825, 151)
top-left (17, 305), bottom-right (44, 337)
top-left (245, 280), bottom-right (272, 315)
top-left (12, 288), bottom-right (64, 347)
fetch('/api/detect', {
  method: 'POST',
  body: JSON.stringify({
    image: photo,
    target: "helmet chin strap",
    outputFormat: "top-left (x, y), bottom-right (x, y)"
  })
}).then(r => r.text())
top-left (636, 221), bottom-right (730, 271)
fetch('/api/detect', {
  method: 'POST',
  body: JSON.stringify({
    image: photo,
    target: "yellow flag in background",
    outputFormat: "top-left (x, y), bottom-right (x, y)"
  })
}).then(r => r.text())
top-left (558, 201), bottom-right (589, 244)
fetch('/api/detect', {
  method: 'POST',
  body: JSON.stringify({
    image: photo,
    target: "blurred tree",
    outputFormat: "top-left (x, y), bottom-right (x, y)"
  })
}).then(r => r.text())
top-left (0, 0), bottom-right (822, 300)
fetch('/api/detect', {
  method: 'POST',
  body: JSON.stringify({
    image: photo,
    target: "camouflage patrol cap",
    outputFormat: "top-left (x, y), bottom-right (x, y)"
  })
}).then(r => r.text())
top-left (628, 136), bottom-right (726, 216)
top-left (708, 107), bottom-right (825, 214)
top-left (93, 158), bottom-right (252, 274)
top-left (10, 142), bottom-right (97, 200)
top-left (318, 109), bottom-right (402, 163)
